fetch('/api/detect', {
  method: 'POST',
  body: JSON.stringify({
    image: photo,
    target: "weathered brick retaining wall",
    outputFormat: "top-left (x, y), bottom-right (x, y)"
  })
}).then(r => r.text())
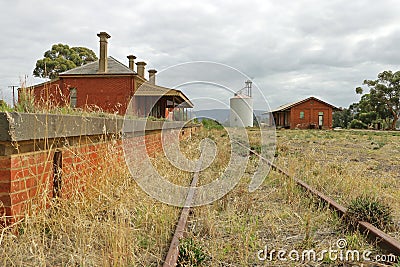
top-left (0, 112), bottom-right (199, 224)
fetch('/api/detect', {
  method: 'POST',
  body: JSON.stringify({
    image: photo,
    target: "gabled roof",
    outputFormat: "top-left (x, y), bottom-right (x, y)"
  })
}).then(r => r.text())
top-left (60, 56), bottom-right (136, 75)
top-left (271, 96), bottom-right (340, 112)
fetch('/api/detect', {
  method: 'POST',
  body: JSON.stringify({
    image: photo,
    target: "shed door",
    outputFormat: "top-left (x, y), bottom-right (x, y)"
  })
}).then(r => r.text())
top-left (318, 112), bottom-right (324, 127)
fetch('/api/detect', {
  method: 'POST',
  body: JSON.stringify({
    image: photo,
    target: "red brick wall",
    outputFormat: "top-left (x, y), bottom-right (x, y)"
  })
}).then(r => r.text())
top-left (30, 80), bottom-right (64, 107)
top-left (0, 157), bottom-right (12, 221)
top-left (290, 99), bottom-right (333, 129)
top-left (32, 76), bottom-right (135, 114)
top-left (0, 151), bottom-right (53, 224)
top-left (0, 126), bottom-right (198, 224)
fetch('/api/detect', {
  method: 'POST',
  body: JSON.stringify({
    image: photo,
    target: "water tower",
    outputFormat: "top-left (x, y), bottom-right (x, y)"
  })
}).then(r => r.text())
top-left (230, 80), bottom-right (254, 127)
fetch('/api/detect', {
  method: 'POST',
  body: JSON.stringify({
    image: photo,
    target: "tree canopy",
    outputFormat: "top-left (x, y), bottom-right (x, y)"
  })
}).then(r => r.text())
top-left (355, 70), bottom-right (400, 130)
top-left (332, 108), bottom-right (352, 128)
top-left (33, 44), bottom-right (97, 79)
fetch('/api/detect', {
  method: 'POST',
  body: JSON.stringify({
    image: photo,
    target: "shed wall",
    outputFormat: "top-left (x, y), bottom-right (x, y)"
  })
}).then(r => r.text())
top-left (290, 99), bottom-right (333, 129)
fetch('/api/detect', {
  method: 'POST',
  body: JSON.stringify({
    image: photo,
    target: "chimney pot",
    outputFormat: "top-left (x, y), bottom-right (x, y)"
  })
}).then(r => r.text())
top-left (148, 69), bottom-right (157, 85)
top-left (136, 61), bottom-right (147, 78)
top-left (97, 32), bottom-right (111, 73)
top-left (127, 55), bottom-right (136, 71)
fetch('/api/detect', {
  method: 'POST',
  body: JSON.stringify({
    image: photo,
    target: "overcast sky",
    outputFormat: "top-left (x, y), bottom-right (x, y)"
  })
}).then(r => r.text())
top-left (1, 0), bottom-right (400, 111)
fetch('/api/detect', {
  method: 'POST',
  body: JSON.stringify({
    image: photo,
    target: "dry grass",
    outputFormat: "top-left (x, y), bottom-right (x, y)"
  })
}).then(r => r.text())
top-left (1, 128), bottom-right (399, 266)
top-left (272, 129), bottom-right (400, 240)
top-left (184, 128), bottom-right (399, 266)
top-left (0, 137), bottom-right (189, 266)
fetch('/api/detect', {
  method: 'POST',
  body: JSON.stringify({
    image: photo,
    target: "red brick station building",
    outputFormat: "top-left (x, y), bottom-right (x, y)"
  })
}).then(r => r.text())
top-left (29, 32), bottom-right (193, 119)
top-left (271, 96), bottom-right (340, 130)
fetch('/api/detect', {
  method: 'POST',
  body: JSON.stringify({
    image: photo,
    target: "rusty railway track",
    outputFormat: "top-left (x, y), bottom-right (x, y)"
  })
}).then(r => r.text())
top-left (234, 140), bottom-right (400, 258)
top-left (163, 155), bottom-right (202, 267)
top-left (162, 140), bottom-right (400, 266)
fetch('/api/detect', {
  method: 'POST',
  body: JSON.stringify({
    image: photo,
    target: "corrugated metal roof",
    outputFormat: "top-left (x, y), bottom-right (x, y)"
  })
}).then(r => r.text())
top-left (271, 100), bottom-right (300, 112)
top-left (135, 83), bottom-right (194, 108)
top-left (135, 84), bottom-right (173, 96)
top-left (60, 56), bottom-right (135, 75)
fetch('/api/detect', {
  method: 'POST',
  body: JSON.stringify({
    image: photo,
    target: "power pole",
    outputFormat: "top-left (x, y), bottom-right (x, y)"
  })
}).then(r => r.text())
top-left (8, 85), bottom-right (18, 107)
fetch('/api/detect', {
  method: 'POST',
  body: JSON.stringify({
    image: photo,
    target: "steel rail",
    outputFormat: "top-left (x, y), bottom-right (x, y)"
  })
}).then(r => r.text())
top-left (162, 140), bottom-right (400, 267)
top-left (234, 140), bottom-right (400, 257)
top-left (163, 157), bottom-right (202, 266)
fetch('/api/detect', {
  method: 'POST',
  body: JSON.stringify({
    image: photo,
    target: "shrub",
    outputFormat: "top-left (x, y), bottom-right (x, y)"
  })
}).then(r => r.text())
top-left (345, 195), bottom-right (393, 230)
top-left (349, 119), bottom-right (368, 129)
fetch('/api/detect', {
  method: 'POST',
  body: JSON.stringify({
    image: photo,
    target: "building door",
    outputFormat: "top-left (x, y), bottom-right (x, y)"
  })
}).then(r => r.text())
top-left (318, 112), bottom-right (324, 129)
top-left (284, 112), bottom-right (288, 126)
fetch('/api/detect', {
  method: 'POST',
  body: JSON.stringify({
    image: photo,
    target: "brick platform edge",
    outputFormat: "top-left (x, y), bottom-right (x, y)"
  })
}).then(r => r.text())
top-left (0, 112), bottom-right (200, 225)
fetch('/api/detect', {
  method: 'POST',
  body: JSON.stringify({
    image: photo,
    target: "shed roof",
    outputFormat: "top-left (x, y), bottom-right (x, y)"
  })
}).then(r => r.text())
top-left (60, 56), bottom-right (136, 75)
top-left (271, 96), bottom-right (340, 113)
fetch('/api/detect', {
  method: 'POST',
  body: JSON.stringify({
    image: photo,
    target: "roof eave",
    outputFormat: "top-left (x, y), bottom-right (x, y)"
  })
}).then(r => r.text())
top-left (271, 96), bottom-right (339, 113)
top-left (60, 73), bottom-right (136, 77)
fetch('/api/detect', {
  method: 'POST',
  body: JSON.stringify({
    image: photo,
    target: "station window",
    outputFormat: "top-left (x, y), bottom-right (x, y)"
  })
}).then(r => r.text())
top-left (70, 88), bottom-right (77, 108)
top-left (300, 111), bottom-right (305, 119)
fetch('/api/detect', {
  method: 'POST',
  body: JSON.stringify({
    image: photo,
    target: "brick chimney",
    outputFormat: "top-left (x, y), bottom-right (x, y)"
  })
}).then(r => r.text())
top-left (136, 61), bottom-right (146, 78)
top-left (97, 32), bottom-right (111, 73)
top-left (127, 55), bottom-right (136, 71)
top-left (148, 69), bottom-right (157, 84)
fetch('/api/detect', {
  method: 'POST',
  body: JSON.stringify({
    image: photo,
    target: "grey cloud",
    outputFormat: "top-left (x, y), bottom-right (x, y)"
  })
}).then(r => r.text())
top-left (1, 0), bottom-right (400, 110)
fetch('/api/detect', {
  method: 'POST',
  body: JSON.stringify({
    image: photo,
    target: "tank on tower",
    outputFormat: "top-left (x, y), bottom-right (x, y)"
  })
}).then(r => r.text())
top-left (230, 80), bottom-right (253, 127)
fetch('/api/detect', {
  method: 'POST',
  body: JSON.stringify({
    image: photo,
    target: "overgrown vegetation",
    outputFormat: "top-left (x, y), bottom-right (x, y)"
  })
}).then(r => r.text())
top-left (181, 128), bottom-right (398, 265)
top-left (177, 238), bottom-right (209, 266)
top-left (0, 100), bottom-right (12, 112)
top-left (200, 118), bottom-right (223, 130)
top-left (273, 129), bottom-right (400, 242)
top-left (0, 85), bottom-right (110, 116)
top-left (1, 127), bottom-right (398, 265)
top-left (345, 195), bottom-right (393, 230)
top-left (0, 133), bottom-right (197, 266)
top-left (1, 85), bottom-right (129, 119)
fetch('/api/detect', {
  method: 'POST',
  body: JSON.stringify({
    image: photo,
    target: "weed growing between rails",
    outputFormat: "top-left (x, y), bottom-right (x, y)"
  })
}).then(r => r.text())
top-left (0, 133), bottom-right (195, 266)
top-left (180, 128), bottom-right (381, 266)
top-left (273, 129), bottom-right (400, 241)
top-left (181, 129), bottom-right (338, 266)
